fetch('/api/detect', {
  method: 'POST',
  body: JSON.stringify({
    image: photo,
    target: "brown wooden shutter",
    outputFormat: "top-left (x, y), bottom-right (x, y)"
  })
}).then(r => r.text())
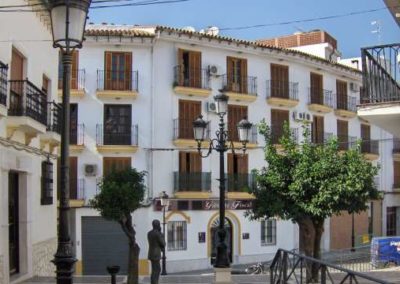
top-left (227, 153), bottom-right (234, 174)
top-left (227, 57), bottom-right (234, 91)
top-left (228, 105), bottom-right (248, 141)
top-left (271, 64), bottom-right (288, 98)
top-left (310, 73), bottom-right (323, 104)
top-left (336, 80), bottom-right (348, 109)
top-left (361, 124), bottom-right (370, 141)
top-left (124, 52), bottom-right (132, 90)
top-left (69, 157), bottom-right (78, 199)
top-left (103, 157), bottom-right (131, 176)
top-left (179, 152), bottom-right (188, 173)
top-left (240, 59), bottom-right (248, 93)
top-left (189, 51), bottom-right (201, 88)
top-left (337, 120), bottom-right (348, 150)
top-left (190, 152), bottom-right (201, 172)
top-left (178, 100), bottom-right (201, 139)
top-left (238, 154), bottom-right (248, 174)
top-left (394, 161), bottom-right (400, 188)
top-left (271, 109), bottom-right (289, 143)
top-left (11, 49), bottom-right (24, 81)
top-left (71, 50), bottom-right (79, 89)
top-left (42, 75), bottom-right (50, 95)
top-left (177, 49), bottom-right (184, 86)
top-left (312, 116), bottom-right (324, 144)
top-left (104, 51), bottom-right (112, 90)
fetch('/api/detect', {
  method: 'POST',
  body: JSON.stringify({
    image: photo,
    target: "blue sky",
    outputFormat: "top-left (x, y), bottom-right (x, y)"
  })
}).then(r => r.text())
top-left (88, 0), bottom-right (399, 58)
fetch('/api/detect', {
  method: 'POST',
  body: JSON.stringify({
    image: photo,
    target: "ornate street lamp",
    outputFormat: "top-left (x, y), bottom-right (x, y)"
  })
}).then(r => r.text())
top-left (160, 191), bottom-right (170, 275)
top-left (48, 1), bottom-right (91, 283)
top-left (193, 92), bottom-right (252, 269)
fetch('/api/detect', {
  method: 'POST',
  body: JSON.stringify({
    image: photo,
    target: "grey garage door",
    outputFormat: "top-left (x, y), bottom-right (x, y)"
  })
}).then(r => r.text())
top-left (82, 216), bottom-right (129, 275)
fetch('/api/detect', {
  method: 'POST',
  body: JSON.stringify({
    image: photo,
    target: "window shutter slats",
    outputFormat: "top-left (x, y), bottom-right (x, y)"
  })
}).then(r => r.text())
top-left (104, 51), bottom-right (112, 90)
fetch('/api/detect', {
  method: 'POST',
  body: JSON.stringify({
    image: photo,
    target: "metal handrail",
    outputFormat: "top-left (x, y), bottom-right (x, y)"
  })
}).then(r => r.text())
top-left (308, 88), bottom-right (334, 108)
top-left (266, 80), bottom-right (299, 100)
top-left (173, 65), bottom-right (210, 89)
top-left (58, 68), bottom-right (85, 90)
top-left (270, 248), bottom-right (390, 284)
top-left (173, 118), bottom-right (210, 140)
top-left (173, 172), bottom-right (211, 192)
top-left (97, 69), bottom-right (139, 92)
top-left (47, 101), bottom-right (62, 134)
top-left (222, 74), bottom-right (257, 95)
top-left (96, 124), bottom-right (139, 146)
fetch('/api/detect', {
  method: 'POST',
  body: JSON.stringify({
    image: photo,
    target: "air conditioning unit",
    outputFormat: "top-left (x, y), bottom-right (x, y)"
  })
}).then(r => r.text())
top-left (350, 82), bottom-right (359, 92)
top-left (208, 65), bottom-right (220, 76)
top-left (304, 112), bottom-right (313, 122)
top-left (206, 102), bottom-right (217, 113)
top-left (292, 111), bottom-right (313, 122)
top-left (84, 164), bottom-right (97, 177)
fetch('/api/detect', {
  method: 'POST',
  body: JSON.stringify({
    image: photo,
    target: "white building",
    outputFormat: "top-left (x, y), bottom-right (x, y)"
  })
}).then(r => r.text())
top-left (64, 25), bottom-right (396, 275)
top-left (0, 1), bottom-right (60, 283)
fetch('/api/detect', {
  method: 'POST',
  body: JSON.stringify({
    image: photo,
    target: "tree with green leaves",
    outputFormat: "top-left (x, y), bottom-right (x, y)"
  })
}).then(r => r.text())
top-left (90, 168), bottom-right (146, 284)
top-left (248, 121), bottom-right (379, 276)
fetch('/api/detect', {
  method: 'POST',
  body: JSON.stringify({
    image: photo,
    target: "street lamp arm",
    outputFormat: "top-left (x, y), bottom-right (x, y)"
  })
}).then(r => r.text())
top-left (196, 138), bottom-right (218, 158)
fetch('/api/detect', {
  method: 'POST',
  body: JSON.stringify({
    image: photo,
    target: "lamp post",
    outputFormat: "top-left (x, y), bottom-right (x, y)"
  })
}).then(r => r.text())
top-left (193, 93), bottom-right (252, 268)
top-left (48, 1), bottom-right (91, 283)
top-left (160, 191), bottom-right (170, 275)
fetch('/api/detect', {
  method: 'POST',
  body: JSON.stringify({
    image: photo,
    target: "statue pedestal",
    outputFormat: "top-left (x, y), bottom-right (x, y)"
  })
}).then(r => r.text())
top-left (214, 267), bottom-right (233, 284)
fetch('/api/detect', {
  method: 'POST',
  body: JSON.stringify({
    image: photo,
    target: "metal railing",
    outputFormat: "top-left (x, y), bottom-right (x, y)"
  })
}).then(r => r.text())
top-left (173, 65), bottom-right (210, 89)
top-left (393, 138), bottom-right (400, 153)
top-left (58, 69), bottom-right (85, 90)
top-left (47, 101), bottom-right (62, 134)
top-left (335, 94), bottom-right (357, 112)
top-left (70, 123), bottom-right (85, 145)
top-left (270, 126), bottom-right (298, 145)
top-left (270, 248), bottom-right (389, 284)
top-left (361, 43), bottom-right (400, 104)
top-left (227, 124), bottom-right (258, 144)
top-left (393, 183), bottom-right (400, 189)
top-left (361, 140), bottom-right (379, 155)
top-left (308, 88), bottom-right (334, 108)
top-left (8, 79), bottom-right (47, 125)
top-left (0, 61), bottom-right (7, 106)
top-left (222, 74), bottom-right (257, 95)
top-left (96, 124), bottom-right (139, 146)
top-left (173, 118), bottom-right (210, 140)
top-left (70, 178), bottom-right (85, 200)
top-left (337, 135), bottom-right (357, 151)
top-left (173, 172), bottom-right (211, 192)
top-left (311, 131), bottom-right (334, 145)
top-left (225, 173), bottom-right (256, 192)
top-left (97, 70), bottom-right (139, 92)
top-left (266, 80), bottom-right (299, 100)
top-left (374, 176), bottom-right (380, 190)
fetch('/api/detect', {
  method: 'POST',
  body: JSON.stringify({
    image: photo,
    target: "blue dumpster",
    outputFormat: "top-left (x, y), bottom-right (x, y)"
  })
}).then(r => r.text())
top-left (371, 237), bottom-right (400, 268)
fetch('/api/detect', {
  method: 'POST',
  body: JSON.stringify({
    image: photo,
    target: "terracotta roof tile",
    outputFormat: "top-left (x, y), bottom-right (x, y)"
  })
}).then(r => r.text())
top-left (85, 24), bottom-right (155, 37)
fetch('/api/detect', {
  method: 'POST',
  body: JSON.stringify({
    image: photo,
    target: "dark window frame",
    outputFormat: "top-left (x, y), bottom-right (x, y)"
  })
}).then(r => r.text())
top-left (41, 160), bottom-right (54, 205)
top-left (167, 220), bottom-right (187, 251)
top-left (261, 219), bottom-right (277, 246)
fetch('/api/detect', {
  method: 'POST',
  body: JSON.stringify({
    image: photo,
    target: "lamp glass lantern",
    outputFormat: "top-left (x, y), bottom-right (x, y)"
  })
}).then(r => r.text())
top-left (214, 93), bottom-right (229, 115)
top-left (49, 0), bottom-right (92, 49)
top-left (193, 115), bottom-right (208, 142)
top-left (160, 191), bottom-right (170, 208)
top-left (237, 117), bottom-right (253, 143)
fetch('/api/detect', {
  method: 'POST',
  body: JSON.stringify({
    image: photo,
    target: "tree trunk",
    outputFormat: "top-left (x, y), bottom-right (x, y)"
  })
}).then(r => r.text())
top-left (311, 220), bottom-right (324, 282)
top-left (120, 214), bottom-right (140, 284)
top-left (297, 217), bottom-right (316, 283)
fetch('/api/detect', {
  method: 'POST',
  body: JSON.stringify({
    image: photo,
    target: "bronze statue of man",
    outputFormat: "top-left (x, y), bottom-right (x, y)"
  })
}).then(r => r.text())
top-left (147, 219), bottom-right (166, 284)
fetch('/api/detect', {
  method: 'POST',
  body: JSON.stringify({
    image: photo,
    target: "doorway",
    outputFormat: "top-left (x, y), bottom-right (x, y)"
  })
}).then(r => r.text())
top-left (8, 172), bottom-right (19, 275)
top-left (211, 217), bottom-right (233, 264)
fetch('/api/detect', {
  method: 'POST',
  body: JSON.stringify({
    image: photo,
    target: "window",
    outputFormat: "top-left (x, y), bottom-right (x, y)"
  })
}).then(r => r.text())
top-left (271, 109), bottom-right (289, 144)
top-left (177, 151), bottom-right (202, 192)
top-left (227, 57), bottom-right (247, 93)
top-left (227, 153), bottom-right (249, 192)
top-left (104, 104), bottom-right (132, 145)
top-left (178, 100), bottom-right (201, 139)
top-left (177, 49), bottom-right (202, 88)
top-left (69, 157), bottom-right (78, 199)
top-left (104, 51), bottom-right (132, 90)
top-left (228, 105), bottom-right (248, 142)
top-left (312, 116), bottom-right (324, 144)
top-left (310, 73), bottom-right (323, 104)
top-left (103, 157), bottom-right (131, 177)
top-left (70, 104), bottom-right (78, 145)
top-left (386, 207), bottom-right (397, 236)
top-left (270, 64), bottom-right (289, 98)
top-left (59, 51), bottom-right (79, 89)
top-left (337, 120), bottom-right (348, 151)
top-left (394, 161), bottom-right (400, 189)
top-left (41, 161), bottom-right (54, 205)
top-left (336, 80), bottom-right (348, 110)
top-left (167, 221), bottom-right (187, 251)
top-left (261, 219), bottom-right (277, 245)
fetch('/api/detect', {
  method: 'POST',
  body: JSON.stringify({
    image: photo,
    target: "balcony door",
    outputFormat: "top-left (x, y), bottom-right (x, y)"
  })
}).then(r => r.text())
top-left (178, 100), bottom-right (201, 139)
top-left (227, 57), bottom-right (247, 93)
top-left (336, 80), bottom-right (348, 110)
top-left (59, 51), bottom-right (79, 89)
top-left (177, 49), bottom-right (201, 88)
top-left (227, 153), bottom-right (248, 192)
top-left (271, 64), bottom-right (289, 98)
top-left (104, 105), bottom-right (132, 145)
top-left (8, 172), bottom-right (19, 275)
top-left (179, 152), bottom-right (202, 191)
top-left (312, 115), bottom-right (324, 144)
top-left (10, 49), bottom-right (24, 112)
top-left (103, 157), bottom-right (131, 177)
top-left (271, 109), bottom-right (289, 144)
top-left (310, 73), bottom-right (323, 104)
top-left (227, 105), bottom-right (247, 142)
top-left (337, 120), bottom-right (348, 150)
top-left (361, 124), bottom-right (371, 153)
top-left (104, 52), bottom-right (132, 91)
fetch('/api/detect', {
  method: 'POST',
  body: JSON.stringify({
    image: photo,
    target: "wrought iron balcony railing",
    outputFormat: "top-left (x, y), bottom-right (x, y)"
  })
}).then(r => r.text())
top-left (173, 66), bottom-right (210, 89)
top-left (58, 69), bottom-right (85, 90)
top-left (393, 138), bottom-right (400, 153)
top-left (8, 80), bottom-right (47, 125)
top-left (0, 61), bottom-right (7, 106)
top-left (173, 118), bottom-right (210, 140)
top-left (227, 124), bottom-right (258, 144)
top-left (335, 94), bottom-right (357, 112)
top-left (70, 123), bottom-right (85, 145)
top-left (310, 131), bottom-right (334, 145)
top-left (97, 70), bottom-right (139, 92)
top-left (270, 126), bottom-right (298, 145)
top-left (225, 173), bottom-right (256, 192)
top-left (46, 101), bottom-right (62, 134)
top-left (308, 88), bottom-right (334, 108)
top-left (361, 43), bottom-right (400, 104)
top-left (393, 182), bottom-right (400, 189)
top-left (337, 135), bottom-right (357, 151)
top-left (361, 139), bottom-right (379, 155)
top-left (71, 178), bottom-right (85, 200)
top-left (222, 74), bottom-right (257, 95)
top-left (173, 172), bottom-right (211, 192)
top-left (266, 80), bottom-right (299, 100)
top-left (96, 124), bottom-right (139, 146)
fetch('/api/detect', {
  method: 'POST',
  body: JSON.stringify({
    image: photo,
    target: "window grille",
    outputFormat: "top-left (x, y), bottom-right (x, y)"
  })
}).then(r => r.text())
top-left (261, 219), bottom-right (277, 246)
top-left (41, 161), bottom-right (54, 205)
top-left (167, 221), bottom-right (187, 251)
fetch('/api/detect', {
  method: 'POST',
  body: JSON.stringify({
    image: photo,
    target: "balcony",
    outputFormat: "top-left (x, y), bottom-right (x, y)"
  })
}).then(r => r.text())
top-left (310, 131), bottom-right (334, 145)
top-left (96, 124), bottom-right (139, 153)
top-left (173, 118), bottom-right (210, 148)
top-left (40, 102), bottom-right (62, 151)
top-left (173, 172), bottom-right (212, 199)
top-left (227, 125), bottom-right (258, 149)
top-left (70, 178), bottom-right (85, 207)
top-left (266, 80), bottom-right (299, 107)
top-left (270, 126), bottom-right (299, 146)
top-left (70, 123), bottom-right (85, 153)
top-left (337, 135), bottom-right (357, 151)
top-left (334, 95), bottom-right (357, 118)
top-left (361, 139), bottom-right (379, 161)
top-left (7, 80), bottom-right (47, 144)
top-left (393, 138), bottom-right (400, 161)
top-left (226, 173), bottom-right (256, 199)
top-left (173, 66), bottom-right (211, 97)
top-left (0, 61), bottom-right (8, 117)
top-left (221, 74), bottom-right (257, 102)
top-left (307, 88), bottom-right (334, 113)
top-left (96, 70), bottom-right (139, 99)
top-left (58, 69), bottom-right (86, 98)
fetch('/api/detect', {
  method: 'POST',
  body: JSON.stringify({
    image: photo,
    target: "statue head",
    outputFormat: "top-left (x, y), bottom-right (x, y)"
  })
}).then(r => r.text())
top-left (152, 219), bottom-right (161, 231)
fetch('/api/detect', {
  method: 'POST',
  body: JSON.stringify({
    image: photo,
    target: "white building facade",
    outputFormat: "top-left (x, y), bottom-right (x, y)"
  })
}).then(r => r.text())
top-left (0, 1), bottom-right (60, 283)
top-left (65, 25), bottom-right (396, 275)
